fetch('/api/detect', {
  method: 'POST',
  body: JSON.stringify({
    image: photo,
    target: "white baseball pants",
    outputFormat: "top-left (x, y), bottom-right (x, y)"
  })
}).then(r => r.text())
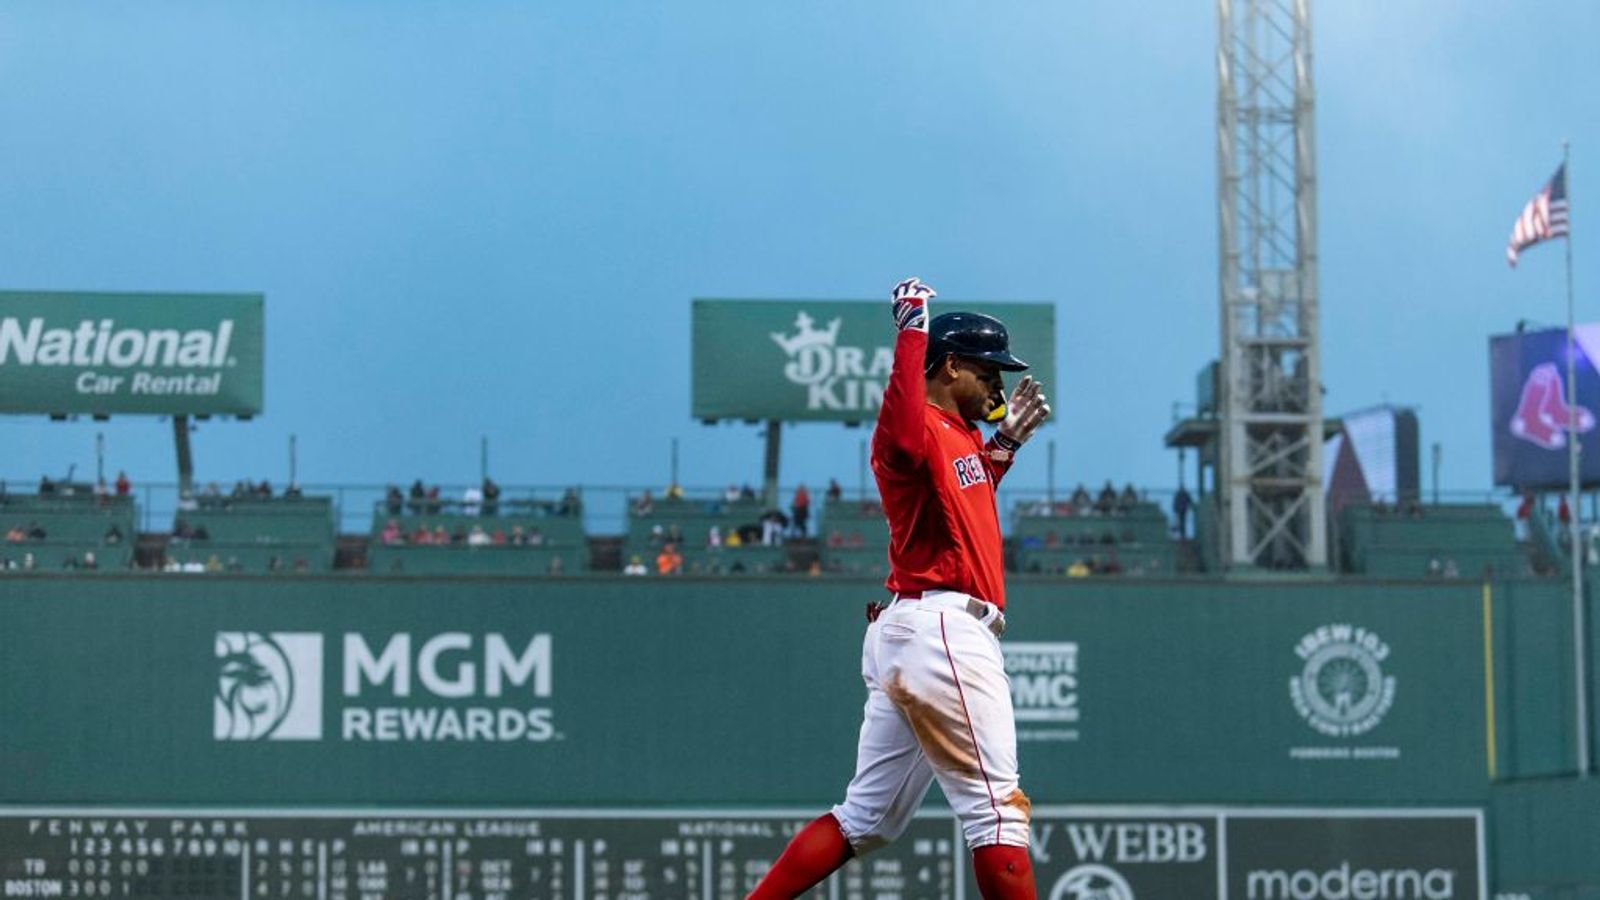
top-left (831, 590), bottom-right (1031, 852)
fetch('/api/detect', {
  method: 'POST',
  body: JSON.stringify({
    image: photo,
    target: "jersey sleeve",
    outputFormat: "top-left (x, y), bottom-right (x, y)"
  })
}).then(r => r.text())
top-left (983, 435), bottom-right (1017, 485)
top-left (871, 328), bottom-right (929, 471)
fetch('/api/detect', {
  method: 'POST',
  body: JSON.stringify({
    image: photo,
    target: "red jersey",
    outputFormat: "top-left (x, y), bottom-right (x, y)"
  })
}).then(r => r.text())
top-left (871, 328), bottom-right (1013, 608)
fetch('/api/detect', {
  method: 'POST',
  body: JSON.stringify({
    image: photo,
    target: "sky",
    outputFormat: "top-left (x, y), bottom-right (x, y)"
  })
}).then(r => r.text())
top-left (1, 1), bottom-right (1596, 521)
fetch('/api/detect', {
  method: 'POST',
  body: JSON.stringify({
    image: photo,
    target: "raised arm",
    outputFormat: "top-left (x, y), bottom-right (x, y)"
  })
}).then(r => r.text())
top-left (872, 277), bottom-right (936, 469)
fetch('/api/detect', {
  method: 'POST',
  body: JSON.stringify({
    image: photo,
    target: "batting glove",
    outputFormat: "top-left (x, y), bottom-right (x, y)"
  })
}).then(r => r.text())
top-left (994, 376), bottom-right (1050, 453)
top-left (890, 277), bottom-right (934, 332)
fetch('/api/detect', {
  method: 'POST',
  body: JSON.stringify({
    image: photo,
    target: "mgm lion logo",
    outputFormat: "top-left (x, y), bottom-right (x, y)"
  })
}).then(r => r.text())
top-left (1049, 864), bottom-right (1134, 900)
top-left (214, 632), bottom-right (322, 740)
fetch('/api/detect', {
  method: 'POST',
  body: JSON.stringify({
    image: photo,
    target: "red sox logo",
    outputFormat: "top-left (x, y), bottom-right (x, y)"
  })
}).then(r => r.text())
top-left (952, 453), bottom-right (989, 489)
top-left (1510, 362), bottom-right (1595, 450)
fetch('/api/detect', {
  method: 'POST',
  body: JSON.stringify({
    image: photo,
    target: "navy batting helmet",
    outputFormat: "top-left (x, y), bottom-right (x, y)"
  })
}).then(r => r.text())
top-left (924, 311), bottom-right (1029, 376)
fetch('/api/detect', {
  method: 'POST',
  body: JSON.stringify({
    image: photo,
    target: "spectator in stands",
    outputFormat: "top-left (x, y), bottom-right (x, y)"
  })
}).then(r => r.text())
top-left (256, 480), bottom-right (274, 498)
top-left (1094, 481), bottom-right (1117, 516)
top-left (656, 542), bottom-right (684, 575)
top-left (1100, 552), bottom-right (1123, 575)
top-left (1559, 494), bottom-right (1572, 526)
top-left (725, 528), bottom-right (743, 548)
top-left (633, 490), bottom-right (655, 517)
top-left (1173, 485), bottom-right (1193, 538)
top-left (1117, 483), bottom-right (1139, 513)
top-left (433, 525), bottom-right (450, 545)
top-left (226, 557), bottom-right (243, 573)
top-left (426, 485), bottom-right (442, 514)
top-left (483, 478), bottom-right (501, 517)
top-left (509, 525), bottom-right (526, 546)
top-left (173, 519), bottom-right (194, 542)
top-left (1516, 490), bottom-right (1534, 520)
top-left (760, 509), bottom-right (787, 546)
top-left (848, 531), bottom-right (864, 548)
top-left (205, 555), bottom-right (224, 573)
top-left (386, 485), bottom-right (405, 516)
top-left (791, 484), bottom-right (811, 538)
top-left (527, 527), bottom-right (545, 547)
top-left (38, 475), bottom-right (55, 496)
top-left (1044, 530), bottom-right (1060, 549)
top-left (724, 484), bottom-right (741, 503)
top-left (665, 481), bottom-right (685, 500)
top-left (467, 525), bottom-right (491, 547)
top-left (26, 522), bottom-right (47, 541)
top-left (1443, 559), bottom-right (1460, 579)
top-left (104, 523), bottom-right (123, 545)
top-left (1071, 483), bottom-right (1092, 512)
top-left (381, 520), bottom-right (403, 545)
top-left (410, 523), bottom-right (432, 544)
top-left (1067, 559), bottom-right (1090, 578)
top-left (285, 483), bottom-right (303, 499)
top-left (827, 529), bottom-right (845, 548)
top-left (708, 525), bottom-right (722, 548)
top-left (463, 484), bottom-right (483, 516)
top-left (492, 528), bottom-right (507, 545)
top-left (23, 552), bottom-right (35, 571)
top-left (826, 479), bottom-right (842, 502)
top-left (558, 487), bottom-right (580, 516)
top-left (203, 482), bottom-right (222, 500)
top-left (177, 490), bottom-right (199, 512)
top-left (6, 525), bottom-right (26, 544)
top-left (408, 480), bottom-right (426, 514)
top-left (115, 471), bottom-right (131, 497)
top-left (624, 555), bottom-right (649, 576)
top-left (739, 483), bottom-right (756, 501)
top-left (81, 551), bottom-right (98, 570)
top-left (548, 555), bottom-right (565, 575)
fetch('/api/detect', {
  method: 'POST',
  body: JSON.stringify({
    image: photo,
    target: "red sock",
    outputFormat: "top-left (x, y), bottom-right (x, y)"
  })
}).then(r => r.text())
top-left (746, 813), bottom-right (854, 899)
top-left (972, 844), bottom-right (1036, 899)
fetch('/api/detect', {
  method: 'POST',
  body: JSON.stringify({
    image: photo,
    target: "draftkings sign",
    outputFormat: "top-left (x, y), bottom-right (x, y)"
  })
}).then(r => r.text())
top-left (691, 299), bottom-right (1055, 423)
top-left (0, 290), bottom-right (264, 416)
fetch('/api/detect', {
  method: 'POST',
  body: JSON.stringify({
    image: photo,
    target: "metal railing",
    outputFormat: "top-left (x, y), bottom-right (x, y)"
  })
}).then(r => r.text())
top-left (1, 477), bottom-right (1526, 541)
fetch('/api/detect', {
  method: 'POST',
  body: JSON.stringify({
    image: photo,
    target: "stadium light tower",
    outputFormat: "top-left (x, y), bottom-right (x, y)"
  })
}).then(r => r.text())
top-left (1215, 0), bottom-right (1326, 569)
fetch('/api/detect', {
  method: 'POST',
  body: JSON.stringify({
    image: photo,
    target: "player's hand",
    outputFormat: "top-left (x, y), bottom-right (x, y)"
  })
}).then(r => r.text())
top-left (890, 277), bottom-right (934, 332)
top-left (995, 376), bottom-right (1050, 451)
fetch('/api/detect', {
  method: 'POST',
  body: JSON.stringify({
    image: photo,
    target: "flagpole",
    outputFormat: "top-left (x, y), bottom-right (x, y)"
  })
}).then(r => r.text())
top-left (1566, 139), bottom-right (1592, 778)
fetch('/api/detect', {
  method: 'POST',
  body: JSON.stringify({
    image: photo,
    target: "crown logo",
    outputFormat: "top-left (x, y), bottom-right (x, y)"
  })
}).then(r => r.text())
top-left (770, 312), bottom-right (841, 357)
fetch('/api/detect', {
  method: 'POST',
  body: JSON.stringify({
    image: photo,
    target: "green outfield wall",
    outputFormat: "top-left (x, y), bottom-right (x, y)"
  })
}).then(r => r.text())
top-left (4, 575), bottom-right (1592, 807)
top-left (3, 575), bottom-right (1598, 895)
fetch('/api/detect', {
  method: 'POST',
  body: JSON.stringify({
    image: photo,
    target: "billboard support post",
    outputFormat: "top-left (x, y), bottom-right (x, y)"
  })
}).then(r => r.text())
top-left (1564, 139), bottom-right (1591, 778)
top-left (172, 415), bottom-right (194, 497)
top-left (761, 420), bottom-right (780, 509)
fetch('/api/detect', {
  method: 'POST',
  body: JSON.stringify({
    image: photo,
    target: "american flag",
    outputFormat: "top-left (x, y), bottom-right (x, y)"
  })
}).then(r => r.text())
top-left (1507, 163), bottom-right (1569, 267)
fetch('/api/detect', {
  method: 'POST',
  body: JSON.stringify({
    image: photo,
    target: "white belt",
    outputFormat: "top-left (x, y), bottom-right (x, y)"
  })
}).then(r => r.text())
top-left (892, 589), bottom-right (1006, 638)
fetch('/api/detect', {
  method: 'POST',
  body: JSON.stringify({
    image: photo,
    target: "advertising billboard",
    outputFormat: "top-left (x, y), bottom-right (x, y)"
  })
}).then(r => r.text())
top-left (692, 299), bottom-right (1055, 423)
top-left (0, 290), bottom-right (264, 416)
top-left (1489, 325), bottom-right (1600, 489)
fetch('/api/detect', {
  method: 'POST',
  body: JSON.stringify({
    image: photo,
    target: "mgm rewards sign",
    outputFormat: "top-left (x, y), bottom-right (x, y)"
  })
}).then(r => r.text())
top-left (0, 291), bottom-right (264, 416)
top-left (692, 299), bottom-right (1055, 422)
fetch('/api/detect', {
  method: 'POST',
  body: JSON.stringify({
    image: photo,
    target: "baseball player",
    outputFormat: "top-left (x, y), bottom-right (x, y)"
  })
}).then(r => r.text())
top-left (749, 277), bottom-right (1050, 900)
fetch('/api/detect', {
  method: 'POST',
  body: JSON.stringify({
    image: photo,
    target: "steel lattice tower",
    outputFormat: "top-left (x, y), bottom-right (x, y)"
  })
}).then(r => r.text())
top-left (1216, 0), bottom-right (1325, 569)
